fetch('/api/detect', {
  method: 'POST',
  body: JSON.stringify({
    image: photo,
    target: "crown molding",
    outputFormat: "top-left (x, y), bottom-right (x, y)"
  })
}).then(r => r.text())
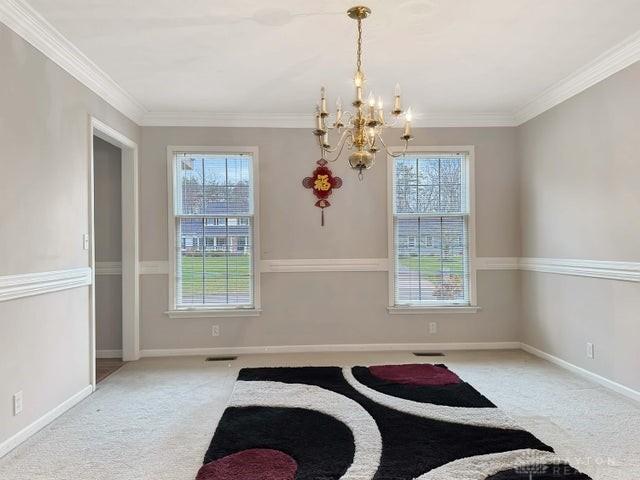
top-left (140, 111), bottom-right (517, 128)
top-left (140, 112), bottom-right (317, 128)
top-left (514, 30), bottom-right (640, 125)
top-left (0, 0), bottom-right (147, 123)
top-left (3, 0), bottom-right (639, 129)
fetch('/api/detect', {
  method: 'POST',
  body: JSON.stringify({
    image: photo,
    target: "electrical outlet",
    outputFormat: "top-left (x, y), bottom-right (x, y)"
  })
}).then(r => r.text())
top-left (428, 322), bottom-right (438, 335)
top-left (586, 342), bottom-right (595, 359)
top-left (212, 325), bottom-right (220, 337)
top-left (82, 233), bottom-right (90, 250)
top-left (13, 391), bottom-right (23, 416)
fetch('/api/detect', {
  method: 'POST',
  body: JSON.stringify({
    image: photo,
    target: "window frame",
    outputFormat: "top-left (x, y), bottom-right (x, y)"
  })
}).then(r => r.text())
top-left (387, 146), bottom-right (478, 314)
top-left (166, 146), bottom-right (261, 318)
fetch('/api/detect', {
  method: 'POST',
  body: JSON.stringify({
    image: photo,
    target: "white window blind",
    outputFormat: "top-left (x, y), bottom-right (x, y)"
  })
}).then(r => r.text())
top-left (392, 153), bottom-right (471, 306)
top-left (173, 152), bottom-right (254, 308)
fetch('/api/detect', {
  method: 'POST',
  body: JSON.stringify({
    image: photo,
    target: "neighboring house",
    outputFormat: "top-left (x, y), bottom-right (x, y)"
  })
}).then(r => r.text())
top-left (180, 217), bottom-right (250, 254)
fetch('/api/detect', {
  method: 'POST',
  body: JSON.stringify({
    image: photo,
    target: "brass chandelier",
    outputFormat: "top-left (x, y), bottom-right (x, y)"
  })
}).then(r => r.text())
top-left (313, 5), bottom-right (413, 179)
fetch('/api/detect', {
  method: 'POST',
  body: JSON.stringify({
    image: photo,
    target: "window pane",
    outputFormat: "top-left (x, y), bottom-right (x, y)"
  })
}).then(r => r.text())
top-left (177, 216), bottom-right (253, 307)
top-left (176, 156), bottom-right (204, 215)
top-left (176, 153), bottom-right (252, 216)
top-left (394, 154), bottom-right (467, 215)
top-left (177, 218), bottom-right (204, 304)
top-left (395, 216), bottom-right (468, 304)
top-left (418, 158), bottom-right (439, 185)
top-left (418, 185), bottom-right (440, 213)
top-left (395, 185), bottom-right (418, 213)
top-left (395, 157), bottom-right (417, 184)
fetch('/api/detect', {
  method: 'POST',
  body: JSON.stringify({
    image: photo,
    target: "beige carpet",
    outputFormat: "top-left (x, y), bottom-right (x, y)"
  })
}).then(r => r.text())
top-left (0, 349), bottom-right (638, 479)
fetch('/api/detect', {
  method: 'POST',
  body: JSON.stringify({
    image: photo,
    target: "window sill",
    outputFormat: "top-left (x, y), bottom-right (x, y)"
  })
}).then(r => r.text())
top-left (387, 305), bottom-right (481, 315)
top-left (166, 308), bottom-right (261, 319)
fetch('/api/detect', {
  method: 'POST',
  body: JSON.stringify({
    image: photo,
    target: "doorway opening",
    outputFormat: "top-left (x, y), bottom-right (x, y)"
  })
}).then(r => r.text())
top-left (89, 118), bottom-right (139, 390)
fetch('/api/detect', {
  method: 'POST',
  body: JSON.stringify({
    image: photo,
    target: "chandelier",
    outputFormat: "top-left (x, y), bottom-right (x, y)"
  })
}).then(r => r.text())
top-left (313, 5), bottom-right (413, 179)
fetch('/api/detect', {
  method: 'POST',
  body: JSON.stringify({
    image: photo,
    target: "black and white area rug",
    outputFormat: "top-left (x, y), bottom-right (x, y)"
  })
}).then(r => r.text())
top-left (196, 364), bottom-right (592, 480)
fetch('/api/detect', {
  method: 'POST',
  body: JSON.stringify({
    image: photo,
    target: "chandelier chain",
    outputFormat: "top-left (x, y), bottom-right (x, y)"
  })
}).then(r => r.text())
top-left (356, 18), bottom-right (362, 73)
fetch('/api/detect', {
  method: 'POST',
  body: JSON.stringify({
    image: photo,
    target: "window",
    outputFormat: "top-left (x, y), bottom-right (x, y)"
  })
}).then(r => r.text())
top-left (389, 149), bottom-right (474, 308)
top-left (169, 148), bottom-right (259, 314)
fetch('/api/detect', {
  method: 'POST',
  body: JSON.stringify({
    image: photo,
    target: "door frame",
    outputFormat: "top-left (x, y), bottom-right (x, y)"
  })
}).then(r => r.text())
top-left (89, 117), bottom-right (140, 390)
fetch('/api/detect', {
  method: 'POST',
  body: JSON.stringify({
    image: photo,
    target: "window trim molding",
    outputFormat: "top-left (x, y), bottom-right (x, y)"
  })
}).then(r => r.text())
top-left (166, 145), bottom-right (261, 315)
top-left (386, 146), bottom-right (478, 309)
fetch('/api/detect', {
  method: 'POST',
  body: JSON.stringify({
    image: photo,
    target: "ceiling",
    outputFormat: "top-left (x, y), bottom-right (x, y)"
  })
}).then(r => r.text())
top-left (24, 0), bottom-right (640, 121)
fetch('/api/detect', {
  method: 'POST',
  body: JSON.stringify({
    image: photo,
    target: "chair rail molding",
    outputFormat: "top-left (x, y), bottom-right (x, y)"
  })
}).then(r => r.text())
top-left (0, 267), bottom-right (92, 302)
top-left (139, 260), bottom-right (169, 275)
top-left (135, 257), bottom-right (639, 281)
top-left (95, 261), bottom-right (122, 275)
top-left (518, 257), bottom-right (640, 282)
top-left (261, 258), bottom-right (390, 273)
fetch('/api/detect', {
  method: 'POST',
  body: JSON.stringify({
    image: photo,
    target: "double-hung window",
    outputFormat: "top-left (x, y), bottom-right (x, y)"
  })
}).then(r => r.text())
top-left (389, 149), bottom-right (475, 309)
top-left (168, 148), bottom-right (259, 315)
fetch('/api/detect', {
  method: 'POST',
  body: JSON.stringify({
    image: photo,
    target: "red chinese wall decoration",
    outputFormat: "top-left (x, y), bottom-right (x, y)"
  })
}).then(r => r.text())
top-left (302, 159), bottom-right (342, 226)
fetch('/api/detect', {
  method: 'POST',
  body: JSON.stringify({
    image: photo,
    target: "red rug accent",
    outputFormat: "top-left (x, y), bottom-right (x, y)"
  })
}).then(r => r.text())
top-left (369, 364), bottom-right (461, 386)
top-left (196, 448), bottom-right (297, 480)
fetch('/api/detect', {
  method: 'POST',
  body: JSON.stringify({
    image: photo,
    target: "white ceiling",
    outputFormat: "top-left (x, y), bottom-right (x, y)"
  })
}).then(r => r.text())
top-left (25, 0), bottom-right (640, 119)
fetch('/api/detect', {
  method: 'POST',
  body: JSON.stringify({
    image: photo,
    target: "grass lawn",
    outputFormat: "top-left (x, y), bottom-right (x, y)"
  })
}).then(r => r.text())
top-left (180, 254), bottom-right (251, 294)
top-left (398, 255), bottom-right (464, 281)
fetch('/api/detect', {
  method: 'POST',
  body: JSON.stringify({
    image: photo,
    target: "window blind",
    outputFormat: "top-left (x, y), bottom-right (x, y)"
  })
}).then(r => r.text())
top-left (174, 153), bottom-right (254, 308)
top-left (393, 153), bottom-right (470, 305)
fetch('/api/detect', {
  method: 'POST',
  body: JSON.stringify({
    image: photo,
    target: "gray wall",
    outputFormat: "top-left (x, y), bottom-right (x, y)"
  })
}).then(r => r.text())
top-left (518, 61), bottom-right (640, 391)
top-left (93, 136), bottom-right (122, 352)
top-left (0, 24), bottom-right (139, 446)
top-left (139, 126), bottom-right (521, 351)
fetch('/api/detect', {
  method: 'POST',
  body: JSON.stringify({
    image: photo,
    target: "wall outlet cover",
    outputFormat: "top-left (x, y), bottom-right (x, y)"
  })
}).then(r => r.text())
top-left (428, 322), bottom-right (438, 335)
top-left (13, 391), bottom-right (23, 416)
top-left (212, 325), bottom-right (220, 337)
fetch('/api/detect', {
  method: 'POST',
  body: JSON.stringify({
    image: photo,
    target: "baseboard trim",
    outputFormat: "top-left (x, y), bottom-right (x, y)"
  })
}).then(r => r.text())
top-left (520, 343), bottom-right (640, 403)
top-left (96, 349), bottom-right (123, 359)
top-left (140, 341), bottom-right (520, 357)
top-left (0, 384), bottom-right (92, 458)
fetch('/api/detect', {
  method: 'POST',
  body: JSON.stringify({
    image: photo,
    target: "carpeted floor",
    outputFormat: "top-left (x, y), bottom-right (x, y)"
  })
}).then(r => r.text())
top-left (0, 350), bottom-right (638, 479)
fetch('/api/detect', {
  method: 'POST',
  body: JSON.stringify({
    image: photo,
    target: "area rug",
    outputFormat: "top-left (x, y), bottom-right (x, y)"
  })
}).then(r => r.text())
top-left (196, 364), bottom-right (592, 480)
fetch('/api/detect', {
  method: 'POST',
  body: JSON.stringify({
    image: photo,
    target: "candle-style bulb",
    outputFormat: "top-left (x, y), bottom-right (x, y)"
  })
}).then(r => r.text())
top-left (319, 87), bottom-right (328, 114)
top-left (336, 96), bottom-right (343, 110)
top-left (368, 91), bottom-right (375, 107)
top-left (395, 83), bottom-right (402, 97)
top-left (406, 107), bottom-right (413, 122)
top-left (377, 96), bottom-right (383, 109)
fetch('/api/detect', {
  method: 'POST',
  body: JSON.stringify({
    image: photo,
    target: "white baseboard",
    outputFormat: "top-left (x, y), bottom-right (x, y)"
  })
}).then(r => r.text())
top-left (96, 349), bottom-right (123, 359)
top-left (140, 341), bottom-right (521, 357)
top-left (0, 385), bottom-right (93, 459)
top-left (520, 343), bottom-right (640, 403)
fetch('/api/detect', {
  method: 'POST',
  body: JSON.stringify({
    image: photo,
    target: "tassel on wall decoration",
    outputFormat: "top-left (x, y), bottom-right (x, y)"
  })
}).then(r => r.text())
top-left (302, 159), bottom-right (342, 226)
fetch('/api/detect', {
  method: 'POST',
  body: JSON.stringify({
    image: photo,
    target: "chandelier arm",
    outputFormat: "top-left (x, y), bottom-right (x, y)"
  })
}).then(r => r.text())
top-left (321, 129), bottom-right (351, 154)
top-left (377, 133), bottom-right (410, 158)
top-left (323, 131), bottom-right (353, 163)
